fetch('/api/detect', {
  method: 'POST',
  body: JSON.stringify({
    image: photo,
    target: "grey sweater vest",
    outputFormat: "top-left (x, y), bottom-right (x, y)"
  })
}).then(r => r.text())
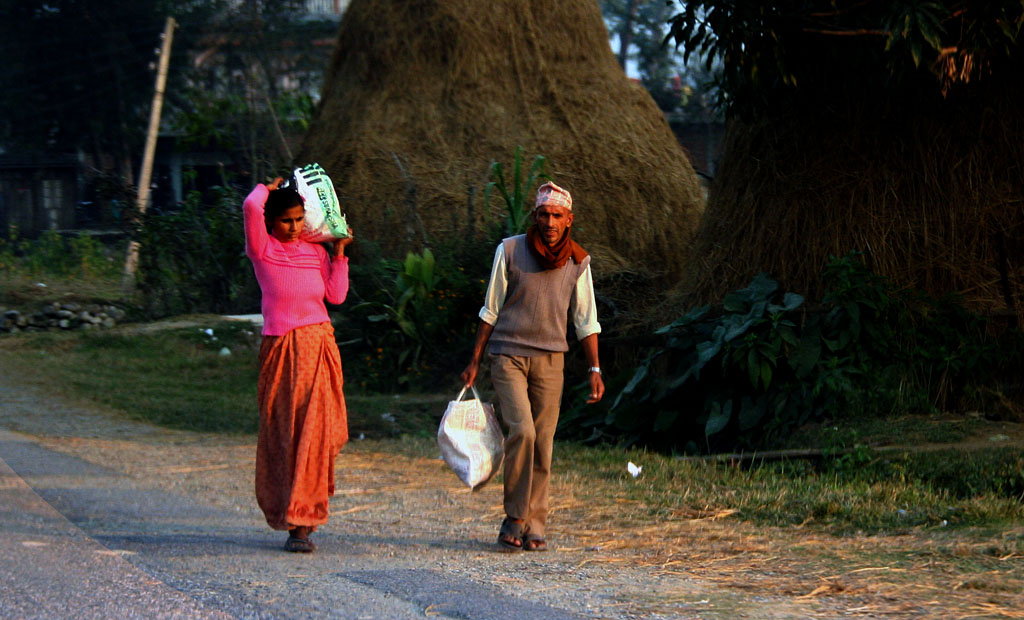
top-left (488, 234), bottom-right (591, 357)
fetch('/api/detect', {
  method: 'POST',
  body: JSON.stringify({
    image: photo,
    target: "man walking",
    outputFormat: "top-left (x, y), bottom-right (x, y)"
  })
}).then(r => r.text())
top-left (461, 181), bottom-right (604, 552)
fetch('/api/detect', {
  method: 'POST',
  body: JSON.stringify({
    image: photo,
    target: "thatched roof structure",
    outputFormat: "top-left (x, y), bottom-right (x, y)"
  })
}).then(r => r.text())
top-left (682, 80), bottom-right (1024, 322)
top-left (298, 0), bottom-right (704, 281)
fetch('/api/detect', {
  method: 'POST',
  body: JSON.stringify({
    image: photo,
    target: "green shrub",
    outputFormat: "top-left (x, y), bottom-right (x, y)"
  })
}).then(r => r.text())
top-left (134, 179), bottom-right (260, 317)
top-left (0, 226), bottom-right (119, 280)
top-left (342, 240), bottom-right (490, 392)
top-left (353, 248), bottom-right (440, 382)
top-left (69, 234), bottom-right (116, 278)
top-left (572, 252), bottom-right (1024, 453)
top-left (0, 226), bottom-right (16, 271)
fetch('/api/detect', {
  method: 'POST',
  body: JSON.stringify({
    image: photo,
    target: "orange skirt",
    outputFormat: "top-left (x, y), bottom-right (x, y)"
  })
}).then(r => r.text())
top-left (255, 322), bottom-right (348, 531)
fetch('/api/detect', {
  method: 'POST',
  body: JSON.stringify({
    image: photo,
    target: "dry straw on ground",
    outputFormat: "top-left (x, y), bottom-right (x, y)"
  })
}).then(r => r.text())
top-left (33, 431), bottom-right (1024, 619)
top-left (5, 369), bottom-right (1020, 619)
top-left (681, 82), bottom-right (1024, 322)
top-left (298, 0), bottom-right (704, 283)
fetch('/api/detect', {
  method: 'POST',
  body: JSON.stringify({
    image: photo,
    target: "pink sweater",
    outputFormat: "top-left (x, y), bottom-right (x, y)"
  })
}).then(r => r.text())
top-left (243, 184), bottom-right (349, 336)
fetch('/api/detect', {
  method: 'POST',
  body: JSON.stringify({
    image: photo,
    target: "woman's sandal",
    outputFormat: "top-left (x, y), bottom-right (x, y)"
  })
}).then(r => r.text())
top-left (285, 535), bottom-right (316, 553)
top-left (285, 527), bottom-right (316, 553)
top-left (524, 534), bottom-right (548, 552)
top-left (497, 517), bottom-right (525, 552)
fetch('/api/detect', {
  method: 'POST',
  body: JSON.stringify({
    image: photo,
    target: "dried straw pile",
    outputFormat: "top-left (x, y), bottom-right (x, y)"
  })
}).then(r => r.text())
top-left (298, 0), bottom-right (704, 281)
top-left (682, 81), bottom-right (1024, 321)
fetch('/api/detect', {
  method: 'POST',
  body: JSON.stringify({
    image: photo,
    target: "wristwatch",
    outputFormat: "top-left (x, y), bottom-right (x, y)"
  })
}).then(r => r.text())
top-left (588, 366), bottom-right (602, 375)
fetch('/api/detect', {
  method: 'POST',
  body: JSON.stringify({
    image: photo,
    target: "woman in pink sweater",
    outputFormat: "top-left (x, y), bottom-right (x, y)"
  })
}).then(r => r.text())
top-left (244, 177), bottom-right (353, 553)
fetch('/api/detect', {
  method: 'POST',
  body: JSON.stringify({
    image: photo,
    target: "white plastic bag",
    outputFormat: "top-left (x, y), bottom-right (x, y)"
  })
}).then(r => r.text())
top-left (437, 386), bottom-right (504, 490)
top-left (291, 163), bottom-right (349, 242)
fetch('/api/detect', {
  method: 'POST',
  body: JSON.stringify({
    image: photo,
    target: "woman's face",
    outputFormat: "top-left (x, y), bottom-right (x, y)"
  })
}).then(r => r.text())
top-left (271, 205), bottom-right (304, 243)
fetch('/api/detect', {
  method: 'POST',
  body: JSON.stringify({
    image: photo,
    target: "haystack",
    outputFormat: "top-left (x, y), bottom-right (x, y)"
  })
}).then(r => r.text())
top-left (298, 0), bottom-right (704, 282)
top-left (682, 80), bottom-right (1024, 322)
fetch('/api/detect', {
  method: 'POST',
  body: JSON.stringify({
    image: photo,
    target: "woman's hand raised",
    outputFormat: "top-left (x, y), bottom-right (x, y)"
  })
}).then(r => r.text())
top-left (332, 227), bottom-right (354, 258)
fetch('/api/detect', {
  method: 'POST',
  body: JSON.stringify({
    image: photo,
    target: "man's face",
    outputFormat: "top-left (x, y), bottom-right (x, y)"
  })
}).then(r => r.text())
top-left (534, 204), bottom-right (573, 246)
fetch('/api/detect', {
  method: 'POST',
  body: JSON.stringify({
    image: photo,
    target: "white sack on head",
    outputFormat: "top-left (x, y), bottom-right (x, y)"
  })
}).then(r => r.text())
top-left (293, 163), bottom-right (349, 242)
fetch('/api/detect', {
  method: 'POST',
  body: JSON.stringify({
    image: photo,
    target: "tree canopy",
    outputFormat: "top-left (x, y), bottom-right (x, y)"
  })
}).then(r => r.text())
top-left (666, 1), bottom-right (1024, 115)
top-left (672, 1), bottom-right (1024, 320)
top-left (0, 0), bottom-right (335, 185)
top-left (169, 0), bottom-right (338, 182)
top-left (601, 0), bottom-right (721, 121)
top-left (0, 1), bottom-right (218, 169)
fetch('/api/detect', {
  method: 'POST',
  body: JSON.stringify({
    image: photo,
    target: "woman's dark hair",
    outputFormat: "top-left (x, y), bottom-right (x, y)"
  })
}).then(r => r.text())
top-left (264, 186), bottom-right (303, 233)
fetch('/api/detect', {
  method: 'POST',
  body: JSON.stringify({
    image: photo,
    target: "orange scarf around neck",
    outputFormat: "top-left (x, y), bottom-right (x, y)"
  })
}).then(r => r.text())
top-left (526, 225), bottom-right (589, 270)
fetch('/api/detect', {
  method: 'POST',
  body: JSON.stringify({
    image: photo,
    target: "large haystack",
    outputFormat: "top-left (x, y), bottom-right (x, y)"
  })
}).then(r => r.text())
top-left (682, 80), bottom-right (1024, 321)
top-left (298, 0), bottom-right (704, 280)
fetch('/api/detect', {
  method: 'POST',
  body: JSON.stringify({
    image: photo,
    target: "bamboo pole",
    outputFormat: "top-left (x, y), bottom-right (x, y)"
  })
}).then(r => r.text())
top-left (122, 16), bottom-right (177, 290)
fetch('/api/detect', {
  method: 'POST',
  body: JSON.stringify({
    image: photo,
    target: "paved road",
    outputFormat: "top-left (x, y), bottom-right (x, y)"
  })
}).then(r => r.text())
top-left (0, 428), bottom-right (591, 620)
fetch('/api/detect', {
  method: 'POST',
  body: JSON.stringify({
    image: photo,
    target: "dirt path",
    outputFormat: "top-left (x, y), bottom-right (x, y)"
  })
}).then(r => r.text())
top-left (1, 373), bottom-right (1022, 618)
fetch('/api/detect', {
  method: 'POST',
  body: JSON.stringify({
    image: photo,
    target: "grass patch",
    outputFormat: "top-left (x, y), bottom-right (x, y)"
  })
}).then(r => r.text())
top-left (781, 415), bottom-right (976, 449)
top-left (0, 272), bottom-right (129, 310)
top-left (554, 443), bottom-right (1024, 533)
top-left (0, 323), bottom-right (1021, 533)
top-left (0, 320), bottom-right (446, 437)
top-left (0, 321), bottom-right (261, 432)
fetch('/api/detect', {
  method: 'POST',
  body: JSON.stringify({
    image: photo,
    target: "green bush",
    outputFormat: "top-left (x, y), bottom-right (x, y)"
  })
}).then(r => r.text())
top-left (353, 248), bottom-right (441, 383)
top-left (572, 253), bottom-right (1024, 453)
top-left (0, 226), bottom-right (119, 279)
top-left (135, 180), bottom-right (260, 317)
top-left (342, 241), bottom-right (489, 392)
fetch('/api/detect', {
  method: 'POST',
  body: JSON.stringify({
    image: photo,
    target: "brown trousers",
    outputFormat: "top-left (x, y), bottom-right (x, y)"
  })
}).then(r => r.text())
top-left (488, 352), bottom-right (564, 538)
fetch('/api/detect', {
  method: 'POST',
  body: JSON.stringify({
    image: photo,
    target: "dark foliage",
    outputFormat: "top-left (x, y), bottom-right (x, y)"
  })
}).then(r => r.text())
top-left (338, 237), bottom-right (493, 393)
top-left (564, 253), bottom-right (1024, 454)
top-left (135, 180), bottom-right (260, 317)
top-left (666, 1), bottom-right (1024, 116)
top-left (0, 1), bottom-right (221, 162)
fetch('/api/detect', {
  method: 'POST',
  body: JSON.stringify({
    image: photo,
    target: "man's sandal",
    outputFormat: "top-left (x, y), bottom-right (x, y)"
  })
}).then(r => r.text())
top-left (524, 534), bottom-right (548, 552)
top-left (497, 517), bottom-right (525, 552)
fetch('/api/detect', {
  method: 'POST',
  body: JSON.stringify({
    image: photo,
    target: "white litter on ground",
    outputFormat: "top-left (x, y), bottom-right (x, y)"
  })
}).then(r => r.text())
top-left (627, 462), bottom-right (642, 478)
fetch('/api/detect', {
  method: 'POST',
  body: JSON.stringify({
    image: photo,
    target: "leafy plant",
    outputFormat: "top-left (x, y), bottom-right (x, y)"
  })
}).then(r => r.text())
top-left (575, 252), bottom-right (1024, 454)
top-left (343, 239), bottom-right (489, 393)
top-left (484, 145), bottom-right (550, 235)
top-left (0, 226), bottom-right (118, 280)
top-left (134, 175), bottom-right (260, 317)
top-left (0, 226), bottom-right (16, 272)
top-left (665, 1), bottom-right (1024, 115)
top-left (358, 249), bottom-right (439, 372)
top-left (68, 234), bottom-right (115, 278)
top-left (599, 272), bottom-right (814, 452)
top-left (352, 248), bottom-right (456, 388)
